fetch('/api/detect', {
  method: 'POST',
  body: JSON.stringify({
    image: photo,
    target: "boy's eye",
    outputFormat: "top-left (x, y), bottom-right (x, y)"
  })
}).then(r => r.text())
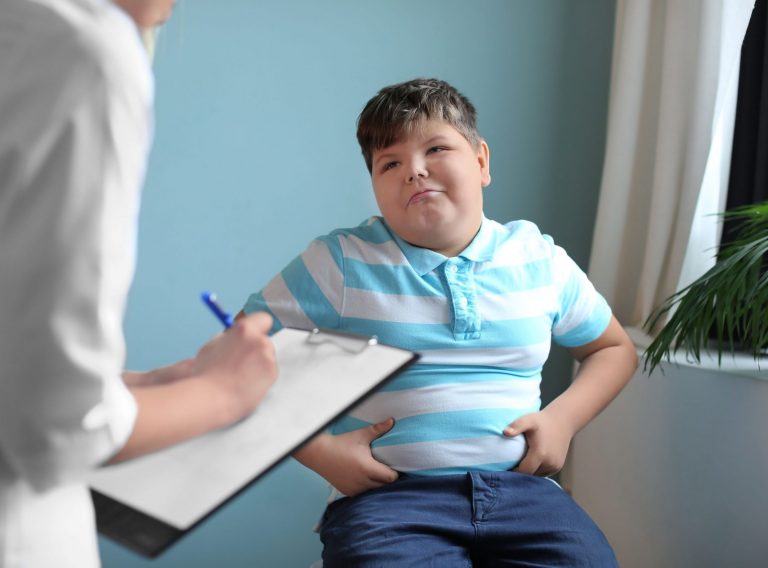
top-left (427, 146), bottom-right (446, 154)
top-left (382, 161), bottom-right (399, 172)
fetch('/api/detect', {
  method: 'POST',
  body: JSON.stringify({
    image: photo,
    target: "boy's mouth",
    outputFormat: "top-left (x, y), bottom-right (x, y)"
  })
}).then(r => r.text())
top-left (407, 189), bottom-right (441, 206)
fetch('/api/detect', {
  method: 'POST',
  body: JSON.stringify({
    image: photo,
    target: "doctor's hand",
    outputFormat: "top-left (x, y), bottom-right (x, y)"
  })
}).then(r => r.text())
top-left (293, 418), bottom-right (399, 497)
top-left (112, 312), bottom-right (277, 463)
top-left (191, 311), bottom-right (278, 421)
top-left (122, 313), bottom-right (277, 409)
top-left (504, 408), bottom-right (574, 477)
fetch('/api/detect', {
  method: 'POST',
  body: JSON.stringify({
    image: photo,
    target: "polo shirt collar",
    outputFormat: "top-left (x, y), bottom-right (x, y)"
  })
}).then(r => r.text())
top-left (387, 216), bottom-right (498, 275)
top-left (459, 216), bottom-right (497, 262)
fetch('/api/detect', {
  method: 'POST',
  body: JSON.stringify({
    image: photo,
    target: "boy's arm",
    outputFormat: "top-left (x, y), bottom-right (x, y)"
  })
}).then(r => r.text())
top-left (293, 419), bottom-right (399, 497)
top-left (504, 316), bottom-right (637, 476)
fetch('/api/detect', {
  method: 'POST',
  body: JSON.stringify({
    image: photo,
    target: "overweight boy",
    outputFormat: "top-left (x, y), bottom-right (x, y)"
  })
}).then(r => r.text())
top-left (241, 78), bottom-right (637, 567)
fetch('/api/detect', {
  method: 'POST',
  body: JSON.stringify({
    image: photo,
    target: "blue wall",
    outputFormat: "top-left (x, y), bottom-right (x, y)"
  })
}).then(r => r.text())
top-left (101, 1), bottom-right (615, 565)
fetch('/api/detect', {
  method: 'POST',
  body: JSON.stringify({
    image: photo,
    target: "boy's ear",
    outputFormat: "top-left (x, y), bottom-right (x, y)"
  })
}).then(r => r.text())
top-left (478, 140), bottom-right (491, 187)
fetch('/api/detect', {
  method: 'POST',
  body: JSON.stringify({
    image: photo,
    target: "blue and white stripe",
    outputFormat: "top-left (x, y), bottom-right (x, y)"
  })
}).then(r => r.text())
top-left (244, 216), bottom-right (611, 477)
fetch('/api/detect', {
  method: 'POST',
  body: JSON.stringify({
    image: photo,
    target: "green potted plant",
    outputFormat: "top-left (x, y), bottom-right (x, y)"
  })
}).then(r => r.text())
top-left (643, 201), bottom-right (768, 374)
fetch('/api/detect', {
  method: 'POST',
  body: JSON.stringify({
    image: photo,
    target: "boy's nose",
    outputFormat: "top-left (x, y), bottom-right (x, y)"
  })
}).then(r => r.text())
top-left (406, 164), bottom-right (428, 183)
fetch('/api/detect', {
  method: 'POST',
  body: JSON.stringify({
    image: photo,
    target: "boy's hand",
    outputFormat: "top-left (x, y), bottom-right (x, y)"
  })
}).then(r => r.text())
top-left (294, 418), bottom-right (399, 497)
top-left (503, 408), bottom-right (575, 477)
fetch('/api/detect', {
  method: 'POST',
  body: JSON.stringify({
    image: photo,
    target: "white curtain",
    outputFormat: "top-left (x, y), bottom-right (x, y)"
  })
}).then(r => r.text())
top-left (589, 0), bottom-right (754, 330)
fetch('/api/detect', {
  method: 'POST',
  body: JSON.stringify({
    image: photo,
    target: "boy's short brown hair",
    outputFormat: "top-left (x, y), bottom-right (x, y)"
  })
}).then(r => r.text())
top-left (356, 78), bottom-right (482, 173)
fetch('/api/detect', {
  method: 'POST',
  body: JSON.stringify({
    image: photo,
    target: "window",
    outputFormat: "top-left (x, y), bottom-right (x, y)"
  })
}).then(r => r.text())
top-left (723, 0), bottom-right (768, 240)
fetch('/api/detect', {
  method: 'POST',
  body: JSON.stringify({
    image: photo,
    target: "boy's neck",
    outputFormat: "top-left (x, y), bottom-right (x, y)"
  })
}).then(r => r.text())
top-left (412, 220), bottom-right (483, 259)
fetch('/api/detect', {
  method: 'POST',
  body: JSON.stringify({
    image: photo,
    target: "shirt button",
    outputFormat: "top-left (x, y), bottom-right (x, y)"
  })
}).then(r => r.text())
top-left (458, 297), bottom-right (468, 307)
top-left (448, 265), bottom-right (459, 273)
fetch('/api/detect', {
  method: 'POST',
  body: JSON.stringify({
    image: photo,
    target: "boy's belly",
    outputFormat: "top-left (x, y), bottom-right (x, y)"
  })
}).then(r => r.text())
top-left (341, 366), bottom-right (540, 476)
top-left (369, 418), bottom-right (528, 476)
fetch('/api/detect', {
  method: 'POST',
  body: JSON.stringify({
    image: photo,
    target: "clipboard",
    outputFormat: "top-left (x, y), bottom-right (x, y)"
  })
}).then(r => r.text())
top-left (88, 327), bottom-right (419, 558)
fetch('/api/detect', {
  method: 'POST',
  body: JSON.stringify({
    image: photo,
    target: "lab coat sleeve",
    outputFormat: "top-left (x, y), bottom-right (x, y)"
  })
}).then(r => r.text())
top-left (0, 9), bottom-right (152, 492)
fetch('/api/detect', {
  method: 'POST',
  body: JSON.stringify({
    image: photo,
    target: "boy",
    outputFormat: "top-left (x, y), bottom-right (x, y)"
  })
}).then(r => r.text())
top-left (242, 78), bottom-right (637, 566)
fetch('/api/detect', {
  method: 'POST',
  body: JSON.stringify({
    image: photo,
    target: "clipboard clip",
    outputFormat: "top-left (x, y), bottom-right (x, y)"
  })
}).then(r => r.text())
top-left (306, 328), bottom-right (378, 354)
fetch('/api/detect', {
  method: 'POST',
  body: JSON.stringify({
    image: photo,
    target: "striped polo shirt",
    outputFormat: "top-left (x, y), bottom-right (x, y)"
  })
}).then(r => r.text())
top-left (243, 216), bottom-right (611, 477)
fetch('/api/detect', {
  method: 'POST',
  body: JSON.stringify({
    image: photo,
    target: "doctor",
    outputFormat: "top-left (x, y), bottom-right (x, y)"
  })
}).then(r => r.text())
top-left (0, 1), bottom-right (278, 567)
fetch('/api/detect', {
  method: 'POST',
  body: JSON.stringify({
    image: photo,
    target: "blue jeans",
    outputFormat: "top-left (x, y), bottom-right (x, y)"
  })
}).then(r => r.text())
top-left (319, 471), bottom-right (617, 567)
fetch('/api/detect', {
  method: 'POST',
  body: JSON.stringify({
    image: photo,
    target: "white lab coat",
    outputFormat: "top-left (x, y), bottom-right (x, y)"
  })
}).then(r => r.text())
top-left (0, 0), bottom-right (152, 565)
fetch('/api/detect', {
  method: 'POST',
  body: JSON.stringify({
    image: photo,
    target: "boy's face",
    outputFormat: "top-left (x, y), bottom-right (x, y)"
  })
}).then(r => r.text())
top-left (370, 120), bottom-right (490, 258)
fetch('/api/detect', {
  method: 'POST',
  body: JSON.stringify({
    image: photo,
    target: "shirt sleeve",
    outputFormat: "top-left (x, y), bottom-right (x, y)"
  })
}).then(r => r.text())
top-left (243, 234), bottom-right (346, 333)
top-left (0, 6), bottom-right (152, 492)
top-left (549, 243), bottom-right (612, 348)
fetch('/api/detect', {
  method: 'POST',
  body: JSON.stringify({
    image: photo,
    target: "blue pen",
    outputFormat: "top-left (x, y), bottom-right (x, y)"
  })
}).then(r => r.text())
top-left (201, 291), bottom-right (234, 328)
